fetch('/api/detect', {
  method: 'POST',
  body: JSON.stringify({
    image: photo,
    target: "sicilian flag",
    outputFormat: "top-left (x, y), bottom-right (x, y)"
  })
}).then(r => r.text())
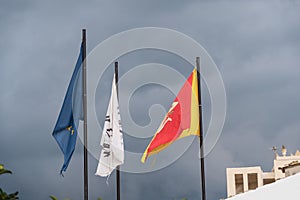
top-left (141, 68), bottom-right (199, 163)
top-left (95, 73), bottom-right (124, 177)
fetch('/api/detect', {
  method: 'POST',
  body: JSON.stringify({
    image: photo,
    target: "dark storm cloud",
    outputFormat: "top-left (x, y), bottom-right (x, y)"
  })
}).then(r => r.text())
top-left (1, 0), bottom-right (300, 200)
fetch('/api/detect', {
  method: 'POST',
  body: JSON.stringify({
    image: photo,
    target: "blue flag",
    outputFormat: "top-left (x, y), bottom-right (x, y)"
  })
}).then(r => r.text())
top-left (53, 44), bottom-right (83, 174)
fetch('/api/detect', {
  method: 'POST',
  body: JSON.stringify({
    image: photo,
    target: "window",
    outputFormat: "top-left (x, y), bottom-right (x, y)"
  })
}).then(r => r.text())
top-left (263, 178), bottom-right (275, 185)
top-left (247, 173), bottom-right (258, 190)
top-left (235, 174), bottom-right (244, 194)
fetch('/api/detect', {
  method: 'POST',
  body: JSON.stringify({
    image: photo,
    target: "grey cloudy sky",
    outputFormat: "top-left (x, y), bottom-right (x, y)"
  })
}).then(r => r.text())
top-left (1, 0), bottom-right (300, 200)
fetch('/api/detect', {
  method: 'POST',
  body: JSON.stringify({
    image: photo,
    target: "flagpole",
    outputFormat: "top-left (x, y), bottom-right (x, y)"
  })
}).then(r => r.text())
top-left (114, 61), bottom-right (121, 200)
top-left (82, 29), bottom-right (89, 200)
top-left (196, 57), bottom-right (206, 200)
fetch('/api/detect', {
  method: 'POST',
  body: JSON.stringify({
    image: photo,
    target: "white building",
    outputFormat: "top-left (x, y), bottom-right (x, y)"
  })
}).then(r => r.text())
top-left (279, 161), bottom-right (300, 177)
top-left (226, 146), bottom-right (300, 198)
top-left (225, 172), bottom-right (300, 200)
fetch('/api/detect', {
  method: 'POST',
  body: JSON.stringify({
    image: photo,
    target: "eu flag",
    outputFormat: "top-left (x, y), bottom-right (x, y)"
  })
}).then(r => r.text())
top-left (53, 44), bottom-right (83, 174)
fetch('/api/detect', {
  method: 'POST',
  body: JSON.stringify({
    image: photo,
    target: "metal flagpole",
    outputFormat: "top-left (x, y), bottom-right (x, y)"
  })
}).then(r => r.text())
top-left (196, 57), bottom-right (206, 200)
top-left (114, 62), bottom-right (121, 200)
top-left (82, 29), bottom-right (89, 200)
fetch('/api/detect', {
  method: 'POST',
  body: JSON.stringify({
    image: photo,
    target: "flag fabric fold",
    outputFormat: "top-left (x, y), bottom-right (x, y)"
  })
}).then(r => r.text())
top-left (52, 44), bottom-right (83, 174)
top-left (141, 68), bottom-right (199, 163)
top-left (95, 74), bottom-right (124, 177)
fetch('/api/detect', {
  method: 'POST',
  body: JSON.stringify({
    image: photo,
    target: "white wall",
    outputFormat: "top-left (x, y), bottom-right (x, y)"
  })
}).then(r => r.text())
top-left (226, 167), bottom-right (263, 197)
top-left (226, 173), bottom-right (300, 200)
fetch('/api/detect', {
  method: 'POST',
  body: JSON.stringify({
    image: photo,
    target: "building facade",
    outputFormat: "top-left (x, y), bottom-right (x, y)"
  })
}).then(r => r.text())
top-left (226, 147), bottom-right (300, 198)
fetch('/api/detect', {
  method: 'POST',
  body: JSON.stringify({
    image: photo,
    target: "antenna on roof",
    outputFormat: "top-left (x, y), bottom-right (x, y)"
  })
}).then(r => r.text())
top-left (270, 146), bottom-right (278, 158)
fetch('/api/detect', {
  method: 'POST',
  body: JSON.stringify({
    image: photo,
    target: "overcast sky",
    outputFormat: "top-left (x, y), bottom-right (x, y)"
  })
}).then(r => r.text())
top-left (1, 0), bottom-right (300, 200)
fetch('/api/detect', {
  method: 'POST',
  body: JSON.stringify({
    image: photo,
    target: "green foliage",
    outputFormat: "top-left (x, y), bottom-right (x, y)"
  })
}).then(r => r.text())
top-left (0, 164), bottom-right (12, 175)
top-left (0, 189), bottom-right (19, 200)
top-left (49, 196), bottom-right (71, 200)
top-left (49, 195), bottom-right (58, 200)
top-left (0, 165), bottom-right (19, 199)
top-left (50, 196), bottom-right (102, 200)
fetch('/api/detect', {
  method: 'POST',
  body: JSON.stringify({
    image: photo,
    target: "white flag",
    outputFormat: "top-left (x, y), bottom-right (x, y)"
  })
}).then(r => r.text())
top-left (95, 74), bottom-right (124, 177)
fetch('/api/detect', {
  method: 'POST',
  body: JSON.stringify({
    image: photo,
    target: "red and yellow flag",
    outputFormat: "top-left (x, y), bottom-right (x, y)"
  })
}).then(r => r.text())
top-left (141, 68), bottom-right (199, 163)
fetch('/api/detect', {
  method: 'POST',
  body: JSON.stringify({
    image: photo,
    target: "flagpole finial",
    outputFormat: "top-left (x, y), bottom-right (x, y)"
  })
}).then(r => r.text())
top-left (196, 57), bottom-right (200, 68)
top-left (82, 29), bottom-right (86, 42)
